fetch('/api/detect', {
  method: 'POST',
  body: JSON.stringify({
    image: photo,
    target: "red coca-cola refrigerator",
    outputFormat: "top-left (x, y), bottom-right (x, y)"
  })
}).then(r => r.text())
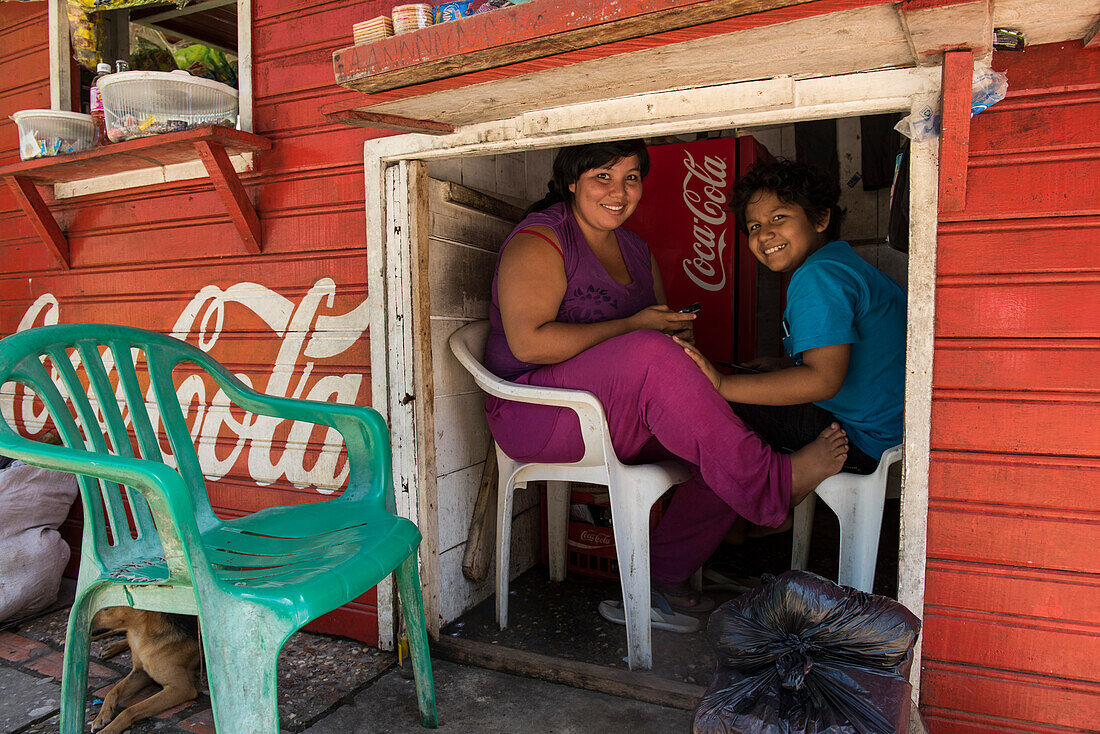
top-left (626, 136), bottom-right (772, 363)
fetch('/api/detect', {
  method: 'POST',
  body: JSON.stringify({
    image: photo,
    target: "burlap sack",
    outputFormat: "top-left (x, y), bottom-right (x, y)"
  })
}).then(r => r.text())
top-left (0, 461), bottom-right (78, 621)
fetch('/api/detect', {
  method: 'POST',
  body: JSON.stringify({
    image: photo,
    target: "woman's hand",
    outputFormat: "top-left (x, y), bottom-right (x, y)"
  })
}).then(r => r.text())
top-left (629, 304), bottom-right (697, 336)
top-left (673, 336), bottom-right (721, 391)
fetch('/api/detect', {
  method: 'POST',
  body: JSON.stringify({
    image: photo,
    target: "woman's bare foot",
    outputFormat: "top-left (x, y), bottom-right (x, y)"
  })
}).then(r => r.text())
top-left (789, 423), bottom-right (848, 506)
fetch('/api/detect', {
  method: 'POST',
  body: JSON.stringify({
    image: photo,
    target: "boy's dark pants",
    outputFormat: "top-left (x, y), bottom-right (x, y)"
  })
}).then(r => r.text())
top-left (730, 402), bottom-right (879, 475)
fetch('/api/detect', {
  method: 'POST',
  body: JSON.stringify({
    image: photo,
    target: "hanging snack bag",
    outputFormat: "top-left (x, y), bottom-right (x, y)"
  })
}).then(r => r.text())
top-left (435, 1), bottom-right (472, 22)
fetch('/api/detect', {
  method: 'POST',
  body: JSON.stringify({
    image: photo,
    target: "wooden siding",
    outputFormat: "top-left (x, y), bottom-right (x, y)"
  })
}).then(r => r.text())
top-left (921, 42), bottom-right (1100, 733)
top-left (425, 179), bottom-right (542, 627)
top-left (0, 0), bottom-right (412, 644)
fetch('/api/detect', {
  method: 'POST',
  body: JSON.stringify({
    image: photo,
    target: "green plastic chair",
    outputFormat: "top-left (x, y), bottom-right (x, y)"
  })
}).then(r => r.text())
top-left (0, 323), bottom-right (437, 732)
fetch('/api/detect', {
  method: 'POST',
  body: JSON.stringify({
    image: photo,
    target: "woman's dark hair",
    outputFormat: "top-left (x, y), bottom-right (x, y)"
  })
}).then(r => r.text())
top-left (527, 139), bottom-right (651, 214)
top-left (729, 157), bottom-right (845, 242)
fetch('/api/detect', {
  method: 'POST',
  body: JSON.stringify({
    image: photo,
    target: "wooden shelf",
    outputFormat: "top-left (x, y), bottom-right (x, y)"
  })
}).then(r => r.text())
top-left (0, 125), bottom-right (271, 269)
top-left (333, 0), bottom-right (813, 95)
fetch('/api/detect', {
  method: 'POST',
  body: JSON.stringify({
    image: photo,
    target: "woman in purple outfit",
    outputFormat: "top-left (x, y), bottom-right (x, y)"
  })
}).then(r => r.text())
top-left (483, 140), bottom-right (847, 615)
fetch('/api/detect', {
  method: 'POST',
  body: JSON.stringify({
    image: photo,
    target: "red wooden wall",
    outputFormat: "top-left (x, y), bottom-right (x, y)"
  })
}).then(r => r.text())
top-left (0, 0), bottom-right (402, 644)
top-left (921, 42), bottom-right (1100, 733)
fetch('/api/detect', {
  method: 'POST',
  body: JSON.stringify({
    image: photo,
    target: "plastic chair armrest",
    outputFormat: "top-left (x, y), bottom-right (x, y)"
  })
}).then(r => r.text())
top-left (0, 435), bottom-right (206, 579)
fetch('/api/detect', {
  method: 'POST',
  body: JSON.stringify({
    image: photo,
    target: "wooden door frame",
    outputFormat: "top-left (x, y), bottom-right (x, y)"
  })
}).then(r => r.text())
top-left (364, 65), bottom-right (942, 696)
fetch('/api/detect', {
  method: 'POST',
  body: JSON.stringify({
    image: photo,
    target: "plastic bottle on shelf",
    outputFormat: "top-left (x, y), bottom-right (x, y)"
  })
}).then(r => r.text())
top-left (90, 61), bottom-right (111, 146)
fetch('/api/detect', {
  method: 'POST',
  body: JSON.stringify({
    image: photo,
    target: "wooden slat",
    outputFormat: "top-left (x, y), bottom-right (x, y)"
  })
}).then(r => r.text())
top-left (930, 396), bottom-right (1100, 456)
top-left (934, 280), bottom-right (1100, 339)
top-left (431, 636), bottom-right (704, 711)
top-left (928, 452), bottom-right (1100, 512)
top-left (921, 610), bottom-right (1099, 682)
top-left (926, 507), bottom-right (1100, 574)
top-left (936, 217), bottom-right (1100, 275)
top-left (924, 561), bottom-right (1100, 625)
top-left (920, 661), bottom-right (1100, 731)
top-left (933, 339), bottom-right (1100, 394)
top-left (943, 151), bottom-right (1100, 222)
top-left (938, 49), bottom-right (974, 212)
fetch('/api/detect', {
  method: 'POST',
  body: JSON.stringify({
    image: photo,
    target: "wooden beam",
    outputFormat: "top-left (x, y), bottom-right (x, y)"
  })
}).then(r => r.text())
top-left (938, 49), bottom-right (974, 213)
top-left (5, 176), bottom-right (70, 270)
top-left (408, 159), bottom-right (442, 638)
top-left (899, 0), bottom-right (990, 63)
top-left (431, 636), bottom-right (704, 710)
top-left (1084, 15), bottom-right (1100, 48)
top-left (320, 100), bottom-right (456, 134)
top-left (461, 442), bottom-right (498, 584)
top-left (193, 139), bottom-right (262, 254)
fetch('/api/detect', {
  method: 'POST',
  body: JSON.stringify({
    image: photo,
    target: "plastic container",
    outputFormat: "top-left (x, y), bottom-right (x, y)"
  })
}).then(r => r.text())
top-left (98, 69), bottom-right (238, 142)
top-left (10, 110), bottom-right (95, 161)
top-left (391, 3), bottom-right (433, 33)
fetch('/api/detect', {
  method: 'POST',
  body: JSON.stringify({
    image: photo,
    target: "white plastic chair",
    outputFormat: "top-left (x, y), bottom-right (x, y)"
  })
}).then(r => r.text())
top-left (790, 444), bottom-right (904, 592)
top-left (448, 321), bottom-right (690, 670)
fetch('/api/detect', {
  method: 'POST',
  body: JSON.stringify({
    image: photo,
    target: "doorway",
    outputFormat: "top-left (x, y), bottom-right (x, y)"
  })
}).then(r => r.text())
top-left (363, 65), bottom-right (942, 699)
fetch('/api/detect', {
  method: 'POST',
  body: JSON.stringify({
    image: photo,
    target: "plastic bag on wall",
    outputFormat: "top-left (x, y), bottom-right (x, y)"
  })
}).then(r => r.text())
top-left (693, 571), bottom-right (921, 734)
top-left (67, 0), bottom-right (104, 71)
top-left (895, 60), bottom-right (1008, 142)
top-left (129, 25), bottom-right (178, 72)
top-left (171, 42), bottom-right (238, 88)
top-left (70, 0), bottom-right (174, 11)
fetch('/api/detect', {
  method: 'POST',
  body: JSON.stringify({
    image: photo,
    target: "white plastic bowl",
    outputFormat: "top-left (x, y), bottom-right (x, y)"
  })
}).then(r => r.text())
top-left (10, 109), bottom-right (95, 161)
top-left (99, 69), bottom-right (239, 142)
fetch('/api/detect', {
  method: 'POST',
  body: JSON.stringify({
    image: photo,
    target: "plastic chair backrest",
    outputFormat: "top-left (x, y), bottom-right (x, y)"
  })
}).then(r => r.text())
top-left (447, 321), bottom-right (616, 470)
top-left (0, 323), bottom-right (389, 584)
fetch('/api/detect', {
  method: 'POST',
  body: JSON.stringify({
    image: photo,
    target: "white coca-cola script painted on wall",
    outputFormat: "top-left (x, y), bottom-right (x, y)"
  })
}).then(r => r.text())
top-left (2, 279), bottom-right (368, 494)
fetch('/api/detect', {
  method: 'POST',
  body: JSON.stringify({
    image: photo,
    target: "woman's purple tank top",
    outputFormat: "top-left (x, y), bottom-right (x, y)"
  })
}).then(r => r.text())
top-left (484, 201), bottom-right (657, 380)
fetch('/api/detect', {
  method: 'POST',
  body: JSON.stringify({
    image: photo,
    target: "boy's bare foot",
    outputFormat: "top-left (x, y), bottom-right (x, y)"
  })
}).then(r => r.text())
top-left (789, 423), bottom-right (847, 506)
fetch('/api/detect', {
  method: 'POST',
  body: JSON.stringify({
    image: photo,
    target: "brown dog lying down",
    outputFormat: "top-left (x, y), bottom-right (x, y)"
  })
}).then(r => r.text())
top-left (89, 607), bottom-right (201, 734)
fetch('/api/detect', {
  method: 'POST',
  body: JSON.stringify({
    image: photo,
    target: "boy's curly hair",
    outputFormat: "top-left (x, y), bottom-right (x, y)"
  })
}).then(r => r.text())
top-left (729, 158), bottom-right (845, 241)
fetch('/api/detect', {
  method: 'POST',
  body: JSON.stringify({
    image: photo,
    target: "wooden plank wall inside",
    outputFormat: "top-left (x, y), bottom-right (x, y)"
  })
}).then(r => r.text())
top-left (920, 41), bottom-right (1100, 733)
top-left (426, 178), bottom-right (538, 625)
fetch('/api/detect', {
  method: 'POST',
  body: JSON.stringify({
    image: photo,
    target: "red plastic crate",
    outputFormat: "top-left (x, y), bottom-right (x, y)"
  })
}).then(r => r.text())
top-left (539, 485), bottom-right (667, 581)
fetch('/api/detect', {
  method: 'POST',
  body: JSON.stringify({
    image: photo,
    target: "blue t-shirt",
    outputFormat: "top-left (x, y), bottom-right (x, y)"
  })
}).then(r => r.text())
top-left (782, 241), bottom-right (906, 459)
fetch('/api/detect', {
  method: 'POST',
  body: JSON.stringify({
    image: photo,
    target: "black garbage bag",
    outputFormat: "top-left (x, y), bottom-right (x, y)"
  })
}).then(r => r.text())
top-left (694, 571), bottom-right (920, 734)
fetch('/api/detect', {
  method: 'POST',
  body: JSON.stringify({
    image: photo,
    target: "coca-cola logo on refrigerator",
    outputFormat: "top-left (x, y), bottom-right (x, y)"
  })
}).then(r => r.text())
top-left (626, 138), bottom-right (740, 363)
top-left (681, 151), bottom-right (730, 293)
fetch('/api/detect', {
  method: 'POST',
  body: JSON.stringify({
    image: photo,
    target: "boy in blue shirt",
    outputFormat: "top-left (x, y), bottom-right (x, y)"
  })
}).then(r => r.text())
top-left (679, 158), bottom-right (905, 477)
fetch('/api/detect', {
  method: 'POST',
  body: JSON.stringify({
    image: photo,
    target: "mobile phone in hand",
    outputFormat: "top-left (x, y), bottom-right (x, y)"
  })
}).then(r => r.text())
top-left (678, 302), bottom-right (702, 314)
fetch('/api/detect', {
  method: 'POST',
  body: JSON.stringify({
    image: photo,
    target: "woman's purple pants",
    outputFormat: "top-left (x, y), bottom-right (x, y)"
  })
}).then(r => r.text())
top-left (485, 330), bottom-right (791, 586)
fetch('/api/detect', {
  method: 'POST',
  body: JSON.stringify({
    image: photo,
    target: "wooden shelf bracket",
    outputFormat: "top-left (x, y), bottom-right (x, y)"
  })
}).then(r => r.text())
top-left (5, 175), bottom-right (71, 270)
top-left (0, 126), bottom-right (270, 269)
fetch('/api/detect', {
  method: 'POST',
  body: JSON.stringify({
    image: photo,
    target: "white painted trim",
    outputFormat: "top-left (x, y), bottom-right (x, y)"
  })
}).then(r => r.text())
top-left (364, 144), bottom-right (396, 651)
top-left (897, 91), bottom-right (941, 701)
top-left (54, 153), bottom-right (255, 199)
top-left (366, 67), bottom-right (941, 687)
top-left (48, 0), bottom-right (71, 112)
top-left (44, 0), bottom-right (254, 199)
